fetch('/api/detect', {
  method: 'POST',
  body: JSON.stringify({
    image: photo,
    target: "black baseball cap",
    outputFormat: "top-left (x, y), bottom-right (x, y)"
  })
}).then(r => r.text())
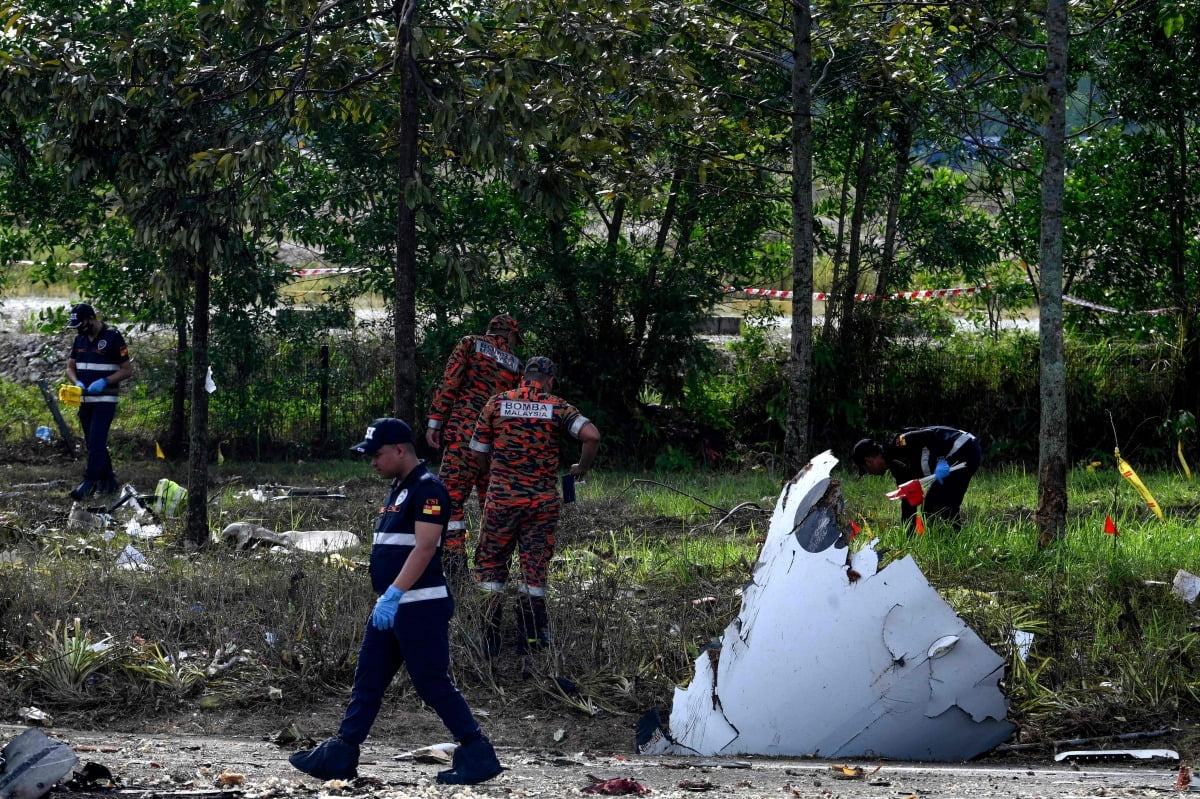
top-left (349, 418), bottom-right (413, 454)
top-left (67, 303), bottom-right (96, 328)
top-left (851, 438), bottom-right (883, 475)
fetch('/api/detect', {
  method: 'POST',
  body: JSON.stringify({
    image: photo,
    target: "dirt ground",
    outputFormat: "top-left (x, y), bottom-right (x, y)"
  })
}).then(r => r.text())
top-left (2, 720), bottom-right (1190, 799)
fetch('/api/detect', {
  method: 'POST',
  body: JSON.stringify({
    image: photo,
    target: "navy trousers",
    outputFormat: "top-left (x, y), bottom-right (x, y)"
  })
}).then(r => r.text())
top-left (337, 597), bottom-right (480, 746)
top-left (78, 402), bottom-right (117, 482)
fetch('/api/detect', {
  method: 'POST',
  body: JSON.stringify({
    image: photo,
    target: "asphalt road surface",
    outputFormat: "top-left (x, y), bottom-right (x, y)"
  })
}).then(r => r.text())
top-left (3, 724), bottom-right (1187, 799)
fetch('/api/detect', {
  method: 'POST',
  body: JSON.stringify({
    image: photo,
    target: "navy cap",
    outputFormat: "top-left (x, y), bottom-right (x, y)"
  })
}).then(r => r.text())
top-left (524, 355), bottom-right (557, 377)
top-left (350, 417), bottom-right (413, 454)
top-left (851, 438), bottom-right (883, 475)
top-left (67, 303), bottom-right (95, 329)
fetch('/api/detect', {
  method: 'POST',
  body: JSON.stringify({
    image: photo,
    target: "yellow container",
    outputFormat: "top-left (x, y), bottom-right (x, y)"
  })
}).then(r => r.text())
top-left (58, 384), bottom-right (82, 407)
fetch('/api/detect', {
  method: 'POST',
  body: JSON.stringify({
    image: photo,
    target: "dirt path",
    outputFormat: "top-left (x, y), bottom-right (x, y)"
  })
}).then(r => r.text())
top-left (4, 723), bottom-right (1186, 799)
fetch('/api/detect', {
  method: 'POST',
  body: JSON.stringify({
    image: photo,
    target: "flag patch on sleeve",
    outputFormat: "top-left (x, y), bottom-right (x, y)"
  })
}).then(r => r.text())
top-left (423, 498), bottom-right (442, 514)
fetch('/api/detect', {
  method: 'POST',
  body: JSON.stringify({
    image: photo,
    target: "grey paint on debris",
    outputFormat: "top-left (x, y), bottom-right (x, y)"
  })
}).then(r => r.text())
top-left (638, 450), bottom-right (1014, 762)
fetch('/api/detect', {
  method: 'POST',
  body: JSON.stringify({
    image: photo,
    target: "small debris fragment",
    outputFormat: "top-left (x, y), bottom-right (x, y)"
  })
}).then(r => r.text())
top-left (581, 776), bottom-right (650, 795)
top-left (1176, 762), bottom-right (1191, 791)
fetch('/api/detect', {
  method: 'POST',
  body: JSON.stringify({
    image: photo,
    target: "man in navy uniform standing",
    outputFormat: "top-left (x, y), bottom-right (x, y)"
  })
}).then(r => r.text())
top-left (289, 417), bottom-right (502, 786)
top-left (65, 302), bottom-right (132, 500)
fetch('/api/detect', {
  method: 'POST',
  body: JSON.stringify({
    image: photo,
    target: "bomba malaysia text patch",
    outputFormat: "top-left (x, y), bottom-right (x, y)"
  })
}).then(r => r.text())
top-left (499, 400), bottom-right (554, 419)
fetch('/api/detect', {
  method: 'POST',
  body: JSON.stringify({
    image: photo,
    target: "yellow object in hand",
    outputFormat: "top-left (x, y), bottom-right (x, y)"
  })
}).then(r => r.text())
top-left (58, 384), bottom-right (82, 407)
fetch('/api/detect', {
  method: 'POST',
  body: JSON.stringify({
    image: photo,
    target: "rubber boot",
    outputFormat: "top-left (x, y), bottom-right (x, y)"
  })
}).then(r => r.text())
top-left (483, 595), bottom-right (504, 658)
top-left (289, 737), bottom-right (359, 780)
top-left (69, 480), bottom-right (96, 501)
top-left (96, 479), bottom-right (120, 496)
top-left (515, 595), bottom-right (550, 653)
top-left (435, 737), bottom-right (503, 785)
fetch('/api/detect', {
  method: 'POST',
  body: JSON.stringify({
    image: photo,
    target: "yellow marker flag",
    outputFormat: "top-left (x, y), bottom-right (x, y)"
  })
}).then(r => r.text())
top-left (1115, 447), bottom-right (1164, 521)
top-left (155, 441), bottom-right (165, 459)
top-left (1178, 440), bottom-right (1193, 481)
top-left (217, 443), bottom-right (225, 465)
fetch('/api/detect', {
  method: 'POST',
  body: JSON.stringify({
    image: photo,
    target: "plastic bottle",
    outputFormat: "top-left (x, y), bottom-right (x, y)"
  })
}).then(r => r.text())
top-left (36, 425), bottom-right (52, 441)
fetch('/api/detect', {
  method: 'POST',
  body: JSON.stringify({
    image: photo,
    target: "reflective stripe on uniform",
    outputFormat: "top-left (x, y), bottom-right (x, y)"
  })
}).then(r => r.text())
top-left (427, 419), bottom-right (443, 430)
top-left (74, 361), bottom-right (122, 373)
top-left (947, 432), bottom-right (976, 459)
top-left (569, 416), bottom-right (590, 438)
top-left (81, 395), bottom-right (119, 404)
top-left (477, 580), bottom-right (505, 594)
top-left (517, 582), bottom-right (546, 597)
top-left (374, 532), bottom-right (417, 546)
top-left (447, 520), bottom-right (467, 531)
top-left (469, 438), bottom-right (491, 453)
top-left (398, 585), bottom-right (449, 603)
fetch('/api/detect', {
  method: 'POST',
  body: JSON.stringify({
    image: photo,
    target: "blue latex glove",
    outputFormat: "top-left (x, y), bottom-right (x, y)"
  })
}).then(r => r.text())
top-left (74, 380), bottom-right (86, 389)
top-left (934, 458), bottom-right (950, 483)
top-left (86, 377), bottom-right (108, 394)
top-left (371, 585), bottom-right (404, 630)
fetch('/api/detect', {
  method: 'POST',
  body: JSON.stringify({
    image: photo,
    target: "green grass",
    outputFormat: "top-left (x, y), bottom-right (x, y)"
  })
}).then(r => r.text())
top-left (3, 458), bottom-right (1200, 746)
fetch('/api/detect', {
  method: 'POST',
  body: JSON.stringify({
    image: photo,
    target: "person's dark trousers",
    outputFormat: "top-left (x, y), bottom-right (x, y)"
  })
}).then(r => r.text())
top-left (78, 402), bottom-right (117, 481)
top-left (337, 597), bottom-right (481, 747)
top-left (923, 438), bottom-right (983, 522)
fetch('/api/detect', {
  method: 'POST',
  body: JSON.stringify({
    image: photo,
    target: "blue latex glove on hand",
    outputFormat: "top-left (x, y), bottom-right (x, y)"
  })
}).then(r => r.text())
top-left (74, 380), bottom-right (86, 389)
top-left (371, 585), bottom-right (404, 630)
top-left (934, 458), bottom-right (950, 483)
top-left (86, 377), bottom-right (108, 394)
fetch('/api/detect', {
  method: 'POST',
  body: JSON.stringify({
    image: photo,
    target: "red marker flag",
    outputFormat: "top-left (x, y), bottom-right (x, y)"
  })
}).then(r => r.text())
top-left (914, 514), bottom-right (926, 535)
top-left (886, 478), bottom-right (926, 506)
top-left (1104, 515), bottom-right (1119, 536)
top-left (849, 520), bottom-right (861, 540)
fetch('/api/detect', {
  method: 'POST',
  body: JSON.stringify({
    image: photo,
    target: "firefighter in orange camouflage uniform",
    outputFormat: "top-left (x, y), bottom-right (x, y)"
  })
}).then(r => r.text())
top-left (425, 314), bottom-right (523, 580)
top-left (469, 356), bottom-right (601, 656)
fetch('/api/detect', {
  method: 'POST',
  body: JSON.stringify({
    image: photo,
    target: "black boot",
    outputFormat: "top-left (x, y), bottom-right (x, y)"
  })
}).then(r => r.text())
top-left (69, 480), bottom-right (96, 501)
top-left (289, 737), bottom-right (359, 780)
top-left (436, 737), bottom-right (503, 785)
top-left (96, 479), bottom-right (120, 496)
top-left (516, 595), bottom-right (550, 653)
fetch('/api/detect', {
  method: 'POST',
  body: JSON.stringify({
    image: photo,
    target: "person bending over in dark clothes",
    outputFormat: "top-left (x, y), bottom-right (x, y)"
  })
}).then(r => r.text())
top-left (852, 425), bottom-right (982, 529)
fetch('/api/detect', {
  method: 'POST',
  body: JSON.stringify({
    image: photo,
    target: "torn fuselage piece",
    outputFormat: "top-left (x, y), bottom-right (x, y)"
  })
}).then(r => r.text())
top-left (638, 450), bottom-right (1014, 761)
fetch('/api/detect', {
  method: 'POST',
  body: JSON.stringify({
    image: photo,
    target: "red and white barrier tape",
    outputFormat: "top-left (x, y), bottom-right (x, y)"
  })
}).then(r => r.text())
top-left (728, 286), bottom-right (987, 301)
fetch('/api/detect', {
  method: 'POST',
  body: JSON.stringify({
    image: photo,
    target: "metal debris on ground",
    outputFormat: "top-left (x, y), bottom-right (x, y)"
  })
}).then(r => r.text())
top-left (581, 776), bottom-right (651, 795)
top-left (637, 450), bottom-right (1014, 761)
top-left (1054, 749), bottom-right (1179, 762)
top-left (0, 727), bottom-right (79, 799)
top-left (220, 522), bottom-right (359, 553)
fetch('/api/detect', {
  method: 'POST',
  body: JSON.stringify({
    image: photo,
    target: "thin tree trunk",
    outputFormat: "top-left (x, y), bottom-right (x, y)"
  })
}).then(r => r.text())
top-left (185, 253), bottom-right (210, 550)
top-left (1036, 0), bottom-right (1069, 546)
top-left (392, 0), bottom-right (419, 424)
top-left (784, 0), bottom-right (814, 471)
top-left (167, 293), bottom-right (188, 457)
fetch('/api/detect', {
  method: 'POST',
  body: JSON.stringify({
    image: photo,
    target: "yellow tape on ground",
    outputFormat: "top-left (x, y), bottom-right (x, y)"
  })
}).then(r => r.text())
top-left (1178, 440), bottom-right (1193, 481)
top-left (1115, 448), bottom-right (1164, 521)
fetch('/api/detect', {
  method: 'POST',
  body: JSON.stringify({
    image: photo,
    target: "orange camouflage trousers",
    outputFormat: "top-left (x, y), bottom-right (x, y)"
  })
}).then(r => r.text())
top-left (472, 494), bottom-right (561, 591)
top-left (437, 434), bottom-right (490, 554)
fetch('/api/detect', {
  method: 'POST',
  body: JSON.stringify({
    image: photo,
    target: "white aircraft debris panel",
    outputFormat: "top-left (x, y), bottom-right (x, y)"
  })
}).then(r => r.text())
top-left (637, 450), bottom-right (1015, 762)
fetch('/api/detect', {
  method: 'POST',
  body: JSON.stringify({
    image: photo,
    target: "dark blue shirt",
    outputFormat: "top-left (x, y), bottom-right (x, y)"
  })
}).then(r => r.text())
top-left (369, 461), bottom-right (451, 602)
top-left (69, 326), bottom-right (129, 404)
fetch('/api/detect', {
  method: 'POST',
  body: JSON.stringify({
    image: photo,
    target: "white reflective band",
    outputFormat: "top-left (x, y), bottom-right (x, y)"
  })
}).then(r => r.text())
top-left (374, 532), bottom-right (417, 546)
top-left (920, 447), bottom-right (931, 475)
top-left (427, 419), bottom-right (442, 430)
top-left (946, 432), bottom-right (976, 459)
top-left (517, 582), bottom-right (546, 597)
top-left (81, 395), bottom-right (119, 404)
top-left (74, 362), bottom-right (121, 372)
top-left (477, 581), bottom-right (506, 594)
top-left (399, 585), bottom-right (449, 603)
top-left (447, 520), bottom-right (467, 531)
top-left (469, 439), bottom-right (491, 453)
top-left (569, 416), bottom-right (590, 437)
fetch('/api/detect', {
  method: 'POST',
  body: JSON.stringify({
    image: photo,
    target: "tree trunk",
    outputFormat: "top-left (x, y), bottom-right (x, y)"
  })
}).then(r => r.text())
top-left (184, 253), bottom-right (210, 550)
top-left (166, 293), bottom-right (188, 458)
top-left (1036, 0), bottom-right (1069, 546)
top-left (784, 0), bottom-right (814, 471)
top-left (392, 0), bottom-right (419, 424)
